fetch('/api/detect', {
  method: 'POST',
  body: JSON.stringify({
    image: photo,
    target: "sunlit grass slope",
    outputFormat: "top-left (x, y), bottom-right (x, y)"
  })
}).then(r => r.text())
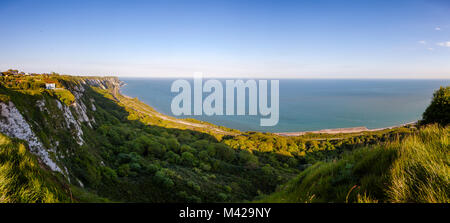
top-left (258, 125), bottom-right (449, 203)
top-left (0, 133), bottom-right (70, 203)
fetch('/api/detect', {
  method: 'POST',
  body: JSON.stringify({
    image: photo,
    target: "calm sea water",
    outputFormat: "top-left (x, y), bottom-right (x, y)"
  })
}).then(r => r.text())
top-left (120, 78), bottom-right (449, 132)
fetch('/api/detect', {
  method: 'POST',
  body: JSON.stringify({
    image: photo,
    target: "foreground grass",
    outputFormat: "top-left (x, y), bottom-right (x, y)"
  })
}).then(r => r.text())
top-left (258, 125), bottom-right (449, 203)
top-left (0, 133), bottom-right (70, 203)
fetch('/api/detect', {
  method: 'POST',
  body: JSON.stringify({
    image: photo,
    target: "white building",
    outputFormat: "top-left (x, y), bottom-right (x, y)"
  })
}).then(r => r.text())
top-left (45, 83), bottom-right (56, 89)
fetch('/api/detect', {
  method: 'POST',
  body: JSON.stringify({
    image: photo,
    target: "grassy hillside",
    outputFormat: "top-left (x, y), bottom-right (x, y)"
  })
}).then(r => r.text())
top-left (0, 73), bottom-right (307, 202)
top-left (0, 133), bottom-right (70, 203)
top-left (257, 125), bottom-right (449, 203)
top-left (0, 72), bottom-right (447, 203)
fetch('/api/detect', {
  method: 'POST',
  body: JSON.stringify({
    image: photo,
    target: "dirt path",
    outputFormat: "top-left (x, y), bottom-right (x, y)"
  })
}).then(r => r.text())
top-left (118, 93), bottom-right (237, 136)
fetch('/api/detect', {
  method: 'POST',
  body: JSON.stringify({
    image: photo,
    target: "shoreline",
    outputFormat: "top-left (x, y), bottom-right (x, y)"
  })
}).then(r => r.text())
top-left (118, 82), bottom-right (135, 100)
top-left (118, 78), bottom-right (419, 136)
top-left (116, 80), bottom-right (239, 136)
top-left (274, 121), bottom-right (417, 136)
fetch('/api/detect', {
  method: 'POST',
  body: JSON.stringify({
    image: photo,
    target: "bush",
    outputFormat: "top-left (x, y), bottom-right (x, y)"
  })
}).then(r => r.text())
top-left (422, 86), bottom-right (450, 126)
top-left (181, 152), bottom-right (196, 166)
top-left (187, 181), bottom-right (201, 192)
top-left (165, 151), bottom-right (181, 164)
top-left (154, 170), bottom-right (174, 188)
top-left (117, 164), bottom-right (131, 177)
top-left (0, 94), bottom-right (10, 102)
top-left (214, 143), bottom-right (235, 162)
top-left (101, 167), bottom-right (118, 182)
top-left (218, 193), bottom-right (228, 201)
top-left (167, 138), bottom-right (180, 152)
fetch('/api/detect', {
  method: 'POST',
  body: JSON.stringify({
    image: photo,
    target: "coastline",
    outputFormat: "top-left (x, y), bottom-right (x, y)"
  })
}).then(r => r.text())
top-left (118, 78), bottom-right (419, 136)
top-left (116, 80), bottom-right (239, 136)
top-left (274, 121), bottom-right (417, 136)
top-left (118, 82), bottom-right (134, 100)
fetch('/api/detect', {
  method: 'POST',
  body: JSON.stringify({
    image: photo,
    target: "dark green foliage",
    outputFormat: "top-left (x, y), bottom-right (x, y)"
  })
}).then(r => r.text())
top-left (64, 82), bottom-right (303, 202)
top-left (421, 86), bottom-right (450, 126)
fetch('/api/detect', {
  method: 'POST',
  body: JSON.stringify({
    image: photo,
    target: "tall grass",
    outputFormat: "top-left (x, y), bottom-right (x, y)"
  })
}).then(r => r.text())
top-left (0, 134), bottom-right (69, 203)
top-left (258, 125), bottom-right (449, 203)
top-left (387, 125), bottom-right (449, 202)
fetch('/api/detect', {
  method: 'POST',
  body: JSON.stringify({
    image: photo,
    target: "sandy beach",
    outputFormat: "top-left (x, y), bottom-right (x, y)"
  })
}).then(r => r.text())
top-left (274, 121), bottom-right (417, 136)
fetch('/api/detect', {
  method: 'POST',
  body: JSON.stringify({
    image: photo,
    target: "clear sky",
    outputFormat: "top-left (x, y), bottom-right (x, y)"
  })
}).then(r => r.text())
top-left (0, 0), bottom-right (449, 78)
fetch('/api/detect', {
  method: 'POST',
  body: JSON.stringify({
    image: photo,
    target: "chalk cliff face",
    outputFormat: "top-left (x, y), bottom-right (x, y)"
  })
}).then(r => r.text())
top-left (0, 101), bottom-right (62, 173)
top-left (0, 77), bottom-right (121, 178)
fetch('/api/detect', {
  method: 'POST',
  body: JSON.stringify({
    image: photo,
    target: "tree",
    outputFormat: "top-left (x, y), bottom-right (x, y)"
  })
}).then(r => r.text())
top-left (147, 141), bottom-right (166, 158)
top-left (181, 151), bottom-right (196, 166)
top-left (165, 151), bottom-right (181, 164)
top-left (167, 138), bottom-right (180, 152)
top-left (422, 86), bottom-right (450, 126)
top-left (198, 150), bottom-right (209, 161)
top-left (214, 143), bottom-right (235, 162)
top-left (238, 150), bottom-right (258, 168)
top-left (117, 164), bottom-right (131, 177)
top-left (154, 170), bottom-right (174, 188)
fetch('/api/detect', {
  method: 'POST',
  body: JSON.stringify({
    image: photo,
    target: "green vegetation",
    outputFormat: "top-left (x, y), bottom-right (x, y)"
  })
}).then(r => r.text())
top-left (257, 125), bottom-right (449, 203)
top-left (0, 72), bottom-right (303, 202)
top-left (50, 89), bottom-right (75, 105)
top-left (0, 93), bottom-right (10, 102)
top-left (256, 86), bottom-right (449, 203)
top-left (0, 133), bottom-right (70, 203)
top-left (0, 70), bottom-right (448, 203)
top-left (75, 86), bottom-right (299, 202)
top-left (421, 86), bottom-right (450, 126)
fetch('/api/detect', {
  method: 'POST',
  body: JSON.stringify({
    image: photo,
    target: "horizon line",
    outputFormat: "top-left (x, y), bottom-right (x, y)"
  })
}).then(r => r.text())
top-left (2, 68), bottom-right (449, 80)
top-left (114, 75), bottom-right (450, 80)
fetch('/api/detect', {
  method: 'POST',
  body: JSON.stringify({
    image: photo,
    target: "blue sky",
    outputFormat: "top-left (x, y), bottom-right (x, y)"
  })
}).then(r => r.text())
top-left (0, 0), bottom-right (449, 78)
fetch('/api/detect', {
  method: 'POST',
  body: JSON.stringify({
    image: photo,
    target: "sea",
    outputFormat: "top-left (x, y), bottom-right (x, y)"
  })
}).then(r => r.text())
top-left (120, 78), bottom-right (449, 133)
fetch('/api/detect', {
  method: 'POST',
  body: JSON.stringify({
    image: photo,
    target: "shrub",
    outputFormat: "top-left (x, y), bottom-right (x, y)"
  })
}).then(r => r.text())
top-left (154, 170), bottom-right (174, 188)
top-left (0, 94), bottom-right (10, 102)
top-left (421, 86), bottom-right (450, 126)
top-left (181, 152), bottom-right (195, 166)
top-left (117, 164), bottom-right (131, 177)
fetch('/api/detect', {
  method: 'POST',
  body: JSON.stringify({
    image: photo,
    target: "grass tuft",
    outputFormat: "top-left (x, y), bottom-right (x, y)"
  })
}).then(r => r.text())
top-left (258, 125), bottom-right (449, 203)
top-left (0, 133), bottom-right (70, 203)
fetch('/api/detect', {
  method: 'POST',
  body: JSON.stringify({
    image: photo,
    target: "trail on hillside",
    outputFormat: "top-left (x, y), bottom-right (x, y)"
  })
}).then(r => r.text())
top-left (117, 94), bottom-right (238, 136)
